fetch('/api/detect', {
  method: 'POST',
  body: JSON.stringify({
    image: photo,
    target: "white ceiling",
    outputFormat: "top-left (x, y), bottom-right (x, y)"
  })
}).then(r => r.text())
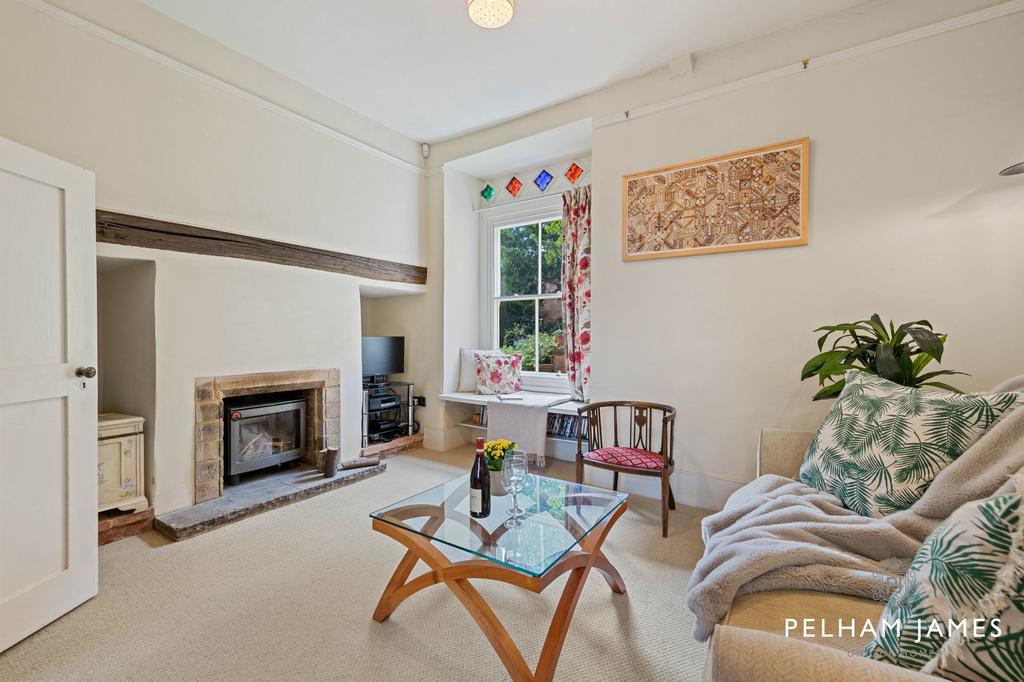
top-left (140, 0), bottom-right (866, 143)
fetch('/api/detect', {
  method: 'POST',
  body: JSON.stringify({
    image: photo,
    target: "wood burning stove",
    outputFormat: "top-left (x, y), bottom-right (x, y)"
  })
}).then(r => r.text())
top-left (224, 392), bottom-right (306, 485)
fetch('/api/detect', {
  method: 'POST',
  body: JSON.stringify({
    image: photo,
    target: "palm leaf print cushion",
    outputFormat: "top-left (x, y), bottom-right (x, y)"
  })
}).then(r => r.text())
top-left (863, 478), bottom-right (1024, 681)
top-left (799, 371), bottom-right (1022, 518)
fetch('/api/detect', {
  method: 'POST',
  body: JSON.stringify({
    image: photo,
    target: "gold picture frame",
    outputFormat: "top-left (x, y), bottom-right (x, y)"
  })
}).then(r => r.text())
top-left (622, 137), bottom-right (810, 260)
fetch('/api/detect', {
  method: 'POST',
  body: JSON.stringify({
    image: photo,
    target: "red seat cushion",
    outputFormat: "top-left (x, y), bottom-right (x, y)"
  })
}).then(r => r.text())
top-left (583, 447), bottom-right (664, 470)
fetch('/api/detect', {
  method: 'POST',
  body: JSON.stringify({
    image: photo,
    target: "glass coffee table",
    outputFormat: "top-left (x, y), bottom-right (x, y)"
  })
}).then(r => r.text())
top-left (370, 474), bottom-right (628, 682)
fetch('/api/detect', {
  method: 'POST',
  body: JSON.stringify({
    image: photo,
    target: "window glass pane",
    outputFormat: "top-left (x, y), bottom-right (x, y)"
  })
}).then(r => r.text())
top-left (499, 224), bottom-right (539, 296)
top-left (540, 219), bottom-right (562, 294)
top-left (538, 297), bottom-right (566, 373)
top-left (499, 299), bottom-right (537, 372)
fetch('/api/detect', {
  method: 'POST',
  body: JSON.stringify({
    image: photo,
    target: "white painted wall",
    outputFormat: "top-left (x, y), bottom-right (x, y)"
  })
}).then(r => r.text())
top-left (367, 0), bottom-right (1024, 509)
top-left (360, 297), bottom-right (375, 335)
top-left (442, 168), bottom-right (483, 395)
top-left (588, 12), bottom-right (1024, 506)
top-left (97, 243), bottom-right (368, 512)
top-left (438, 168), bottom-right (484, 441)
top-left (367, 0), bottom-right (1008, 468)
top-left (97, 258), bottom-right (157, 504)
top-left (0, 2), bottom-right (423, 265)
top-left (364, 172), bottom-right (445, 447)
top-left (42, 0), bottom-right (420, 167)
top-left (0, 2), bottom-right (424, 512)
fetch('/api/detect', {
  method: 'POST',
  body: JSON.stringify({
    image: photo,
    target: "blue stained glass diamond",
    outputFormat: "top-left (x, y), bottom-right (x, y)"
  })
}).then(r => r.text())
top-left (533, 169), bottom-right (554, 192)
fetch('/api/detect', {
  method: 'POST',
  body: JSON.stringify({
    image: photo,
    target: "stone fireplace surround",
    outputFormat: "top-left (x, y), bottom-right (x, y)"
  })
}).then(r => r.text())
top-left (194, 369), bottom-right (340, 504)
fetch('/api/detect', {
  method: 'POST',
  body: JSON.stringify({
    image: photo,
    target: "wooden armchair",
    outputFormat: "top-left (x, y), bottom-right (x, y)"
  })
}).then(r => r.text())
top-left (575, 401), bottom-right (677, 537)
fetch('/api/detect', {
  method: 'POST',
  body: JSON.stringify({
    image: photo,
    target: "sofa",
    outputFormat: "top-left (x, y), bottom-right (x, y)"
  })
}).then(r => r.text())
top-left (703, 428), bottom-right (934, 681)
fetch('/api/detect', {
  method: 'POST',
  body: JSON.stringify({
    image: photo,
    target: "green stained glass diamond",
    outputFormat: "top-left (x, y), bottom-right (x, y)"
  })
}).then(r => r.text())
top-left (481, 184), bottom-right (495, 202)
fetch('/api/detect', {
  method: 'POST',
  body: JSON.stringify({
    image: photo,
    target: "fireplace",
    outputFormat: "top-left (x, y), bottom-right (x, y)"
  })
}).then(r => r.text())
top-left (224, 392), bottom-right (307, 485)
top-left (194, 369), bottom-right (340, 503)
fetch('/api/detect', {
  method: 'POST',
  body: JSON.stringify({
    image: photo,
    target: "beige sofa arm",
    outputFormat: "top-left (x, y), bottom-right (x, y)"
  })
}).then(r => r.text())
top-left (756, 428), bottom-right (814, 478)
top-left (706, 625), bottom-right (932, 681)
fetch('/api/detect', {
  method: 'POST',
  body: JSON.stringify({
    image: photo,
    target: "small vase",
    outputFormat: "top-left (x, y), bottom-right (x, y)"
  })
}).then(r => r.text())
top-left (491, 475), bottom-right (508, 496)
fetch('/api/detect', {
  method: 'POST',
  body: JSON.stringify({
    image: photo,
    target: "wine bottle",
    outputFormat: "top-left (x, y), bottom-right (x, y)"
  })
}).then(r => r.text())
top-left (469, 436), bottom-right (491, 518)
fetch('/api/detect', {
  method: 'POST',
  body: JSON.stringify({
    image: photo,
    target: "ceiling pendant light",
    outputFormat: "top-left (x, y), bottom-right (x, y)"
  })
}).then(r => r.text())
top-left (468, 0), bottom-right (514, 29)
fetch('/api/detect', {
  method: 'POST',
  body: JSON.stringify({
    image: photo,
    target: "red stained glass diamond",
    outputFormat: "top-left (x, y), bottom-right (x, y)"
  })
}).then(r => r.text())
top-left (564, 162), bottom-right (585, 184)
top-left (506, 176), bottom-right (523, 197)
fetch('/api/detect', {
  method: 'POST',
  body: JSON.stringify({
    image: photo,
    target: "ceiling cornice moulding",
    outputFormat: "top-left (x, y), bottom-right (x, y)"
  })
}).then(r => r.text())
top-left (16, 0), bottom-right (425, 175)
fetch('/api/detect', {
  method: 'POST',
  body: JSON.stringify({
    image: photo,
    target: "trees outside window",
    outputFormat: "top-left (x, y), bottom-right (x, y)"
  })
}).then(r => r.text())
top-left (495, 218), bottom-right (566, 374)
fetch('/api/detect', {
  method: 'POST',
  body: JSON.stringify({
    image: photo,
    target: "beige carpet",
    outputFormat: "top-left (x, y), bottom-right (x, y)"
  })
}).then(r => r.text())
top-left (0, 448), bottom-right (710, 681)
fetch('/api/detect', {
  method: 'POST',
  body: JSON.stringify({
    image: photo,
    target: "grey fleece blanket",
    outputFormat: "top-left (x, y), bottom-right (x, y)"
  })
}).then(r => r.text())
top-left (687, 375), bottom-right (1024, 641)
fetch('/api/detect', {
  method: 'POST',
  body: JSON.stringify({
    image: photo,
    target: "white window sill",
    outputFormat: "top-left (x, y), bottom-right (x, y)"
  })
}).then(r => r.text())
top-left (438, 391), bottom-right (585, 416)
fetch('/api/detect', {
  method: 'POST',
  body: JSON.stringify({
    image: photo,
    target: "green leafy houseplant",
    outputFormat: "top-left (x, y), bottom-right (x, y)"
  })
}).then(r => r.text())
top-left (801, 314), bottom-right (967, 400)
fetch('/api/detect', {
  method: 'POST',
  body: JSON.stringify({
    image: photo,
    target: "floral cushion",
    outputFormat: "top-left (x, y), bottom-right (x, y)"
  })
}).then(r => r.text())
top-left (583, 447), bottom-right (664, 470)
top-left (863, 478), bottom-right (1024, 681)
top-left (474, 352), bottom-right (522, 395)
top-left (798, 371), bottom-right (1022, 517)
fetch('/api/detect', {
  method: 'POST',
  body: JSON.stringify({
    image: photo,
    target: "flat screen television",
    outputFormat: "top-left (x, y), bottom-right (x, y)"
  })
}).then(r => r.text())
top-left (362, 336), bottom-right (405, 378)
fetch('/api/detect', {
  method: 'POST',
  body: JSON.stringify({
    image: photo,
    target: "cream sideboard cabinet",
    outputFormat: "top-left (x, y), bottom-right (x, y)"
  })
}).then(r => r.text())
top-left (98, 413), bottom-right (148, 513)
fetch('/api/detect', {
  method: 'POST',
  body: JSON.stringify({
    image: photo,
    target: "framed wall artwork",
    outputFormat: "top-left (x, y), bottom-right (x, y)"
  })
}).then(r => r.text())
top-left (622, 137), bottom-right (809, 260)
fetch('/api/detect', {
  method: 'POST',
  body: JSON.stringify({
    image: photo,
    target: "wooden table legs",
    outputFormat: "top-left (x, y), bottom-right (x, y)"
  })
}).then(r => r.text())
top-left (371, 503), bottom-right (627, 682)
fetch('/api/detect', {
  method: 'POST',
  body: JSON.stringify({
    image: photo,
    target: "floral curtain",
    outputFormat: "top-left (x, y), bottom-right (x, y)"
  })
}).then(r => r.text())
top-left (561, 185), bottom-right (592, 401)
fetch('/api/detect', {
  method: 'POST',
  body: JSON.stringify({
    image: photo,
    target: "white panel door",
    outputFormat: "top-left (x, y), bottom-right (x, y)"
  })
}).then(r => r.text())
top-left (0, 136), bottom-right (96, 652)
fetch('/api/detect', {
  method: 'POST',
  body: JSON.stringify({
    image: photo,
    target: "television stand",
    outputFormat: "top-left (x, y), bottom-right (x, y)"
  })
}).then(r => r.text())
top-left (361, 380), bottom-right (416, 449)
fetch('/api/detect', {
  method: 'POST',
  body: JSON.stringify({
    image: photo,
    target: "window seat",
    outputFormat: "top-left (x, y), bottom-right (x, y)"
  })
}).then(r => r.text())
top-left (440, 391), bottom-right (587, 461)
top-left (438, 391), bottom-right (585, 416)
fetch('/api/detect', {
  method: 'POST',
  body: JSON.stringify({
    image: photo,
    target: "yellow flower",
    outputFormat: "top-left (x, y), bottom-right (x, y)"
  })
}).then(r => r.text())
top-left (483, 439), bottom-right (516, 459)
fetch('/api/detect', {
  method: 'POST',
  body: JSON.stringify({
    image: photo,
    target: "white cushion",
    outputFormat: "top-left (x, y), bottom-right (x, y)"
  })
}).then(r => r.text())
top-left (458, 348), bottom-right (498, 392)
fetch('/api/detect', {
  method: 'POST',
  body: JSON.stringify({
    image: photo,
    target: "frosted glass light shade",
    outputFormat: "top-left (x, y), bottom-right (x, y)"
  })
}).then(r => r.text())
top-left (468, 0), bottom-right (514, 28)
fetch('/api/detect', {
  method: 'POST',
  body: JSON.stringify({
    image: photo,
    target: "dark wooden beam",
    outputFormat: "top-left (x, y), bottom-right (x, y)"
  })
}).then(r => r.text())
top-left (95, 210), bottom-right (427, 285)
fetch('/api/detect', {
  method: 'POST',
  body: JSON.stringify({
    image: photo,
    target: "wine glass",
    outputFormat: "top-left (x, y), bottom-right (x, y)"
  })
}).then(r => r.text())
top-left (500, 455), bottom-right (519, 512)
top-left (503, 453), bottom-right (528, 528)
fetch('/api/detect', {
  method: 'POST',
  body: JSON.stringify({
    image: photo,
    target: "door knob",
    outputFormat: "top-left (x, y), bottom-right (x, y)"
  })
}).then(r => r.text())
top-left (75, 366), bottom-right (97, 379)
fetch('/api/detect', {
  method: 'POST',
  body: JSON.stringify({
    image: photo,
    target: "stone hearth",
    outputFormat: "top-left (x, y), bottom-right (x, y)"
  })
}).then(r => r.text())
top-left (194, 369), bottom-right (340, 504)
top-left (156, 462), bottom-right (383, 541)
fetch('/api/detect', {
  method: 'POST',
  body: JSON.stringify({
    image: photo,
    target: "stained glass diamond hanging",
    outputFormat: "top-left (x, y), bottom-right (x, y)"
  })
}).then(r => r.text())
top-left (480, 184), bottom-right (495, 202)
top-left (565, 162), bottom-right (585, 184)
top-left (506, 176), bottom-right (523, 197)
top-left (533, 169), bottom-right (553, 191)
